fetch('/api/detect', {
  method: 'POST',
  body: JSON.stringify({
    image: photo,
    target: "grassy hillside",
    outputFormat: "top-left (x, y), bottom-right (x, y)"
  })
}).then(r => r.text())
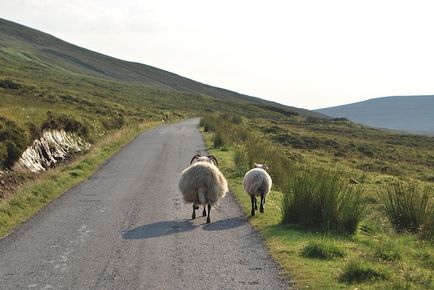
top-left (0, 18), bottom-right (324, 118)
top-left (1, 18), bottom-right (326, 170)
top-left (316, 96), bottom-right (434, 134)
top-left (201, 114), bottom-right (434, 289)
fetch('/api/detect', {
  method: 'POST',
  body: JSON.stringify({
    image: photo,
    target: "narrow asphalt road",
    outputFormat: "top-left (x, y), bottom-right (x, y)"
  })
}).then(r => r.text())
top-left (0, 118), bottom-right (289, 289)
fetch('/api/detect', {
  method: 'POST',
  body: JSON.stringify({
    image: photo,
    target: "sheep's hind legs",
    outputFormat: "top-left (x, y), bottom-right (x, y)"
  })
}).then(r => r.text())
top-left (206, 204), bottom-right (211, 223)
top-left (260, 192), bottom-right (265, 213)
top-left (202, 206), bottom-right (207, 217)
top-left (192, 204), bottom-right (198, 219)
top-left (250, 195), bottom-right (256, 216)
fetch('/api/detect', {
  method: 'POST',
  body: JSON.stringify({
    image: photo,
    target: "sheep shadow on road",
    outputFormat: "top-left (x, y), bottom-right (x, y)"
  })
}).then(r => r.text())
top-left (121, 216), bottom-right (246, 239)
top-left (202, 216), bottom-right (246, 231)
top-left (121, 219), bottom-right (196, 239)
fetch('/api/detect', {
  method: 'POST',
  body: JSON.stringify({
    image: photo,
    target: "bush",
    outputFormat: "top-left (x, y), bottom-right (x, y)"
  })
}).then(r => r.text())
top-left (26, 122), bottom-right (42, 141)
top-left (234, 145), bottom-right (249, 177)
top-left (213, 131), bottom-right (225, 148)
top-left (4, 141), bottom-right (22, 168)
top-left (102, 115), bottom-right (125, 130)
top-left (281, 166), bottom-right (365, 234)
top-left (201, 117), bottom-right (216, 132)
top-left (378, 179), bottom-right (434, 238)
top-left (301, 240), bottom-right (345, 260)
top-left (41, 111), bottom-right (90, 139)
top-left (339, 260), bottom-right (389, 283)
top-left (0, 116), bottom-right (28, 169)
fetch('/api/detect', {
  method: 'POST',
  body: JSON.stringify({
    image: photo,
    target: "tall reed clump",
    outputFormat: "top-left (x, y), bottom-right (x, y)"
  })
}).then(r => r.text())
top-left (281, 166), bottom-right (365, 234)
top-left (378, 179), bottom-right (434, 239)
top-left (233, 136), bottom-right (293, 188)
top-left (201, 115), bottom-right (249, 149)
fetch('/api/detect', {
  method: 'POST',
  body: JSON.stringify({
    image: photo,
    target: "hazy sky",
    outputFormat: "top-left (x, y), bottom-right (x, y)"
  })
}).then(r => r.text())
top-left (2, 0), bottom-right (434, 109)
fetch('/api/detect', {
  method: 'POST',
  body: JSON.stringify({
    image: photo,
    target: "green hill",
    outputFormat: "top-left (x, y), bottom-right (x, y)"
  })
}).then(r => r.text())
top-left (0, 18), bottom-right (321, 118)
top-left (0, 17), bottom-right (326, 170)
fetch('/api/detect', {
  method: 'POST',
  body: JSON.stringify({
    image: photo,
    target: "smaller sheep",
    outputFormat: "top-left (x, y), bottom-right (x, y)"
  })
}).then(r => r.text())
top-left (178, 154), bottom-right (228, 223)
top-left (243, 163), bottom-right (272, 217)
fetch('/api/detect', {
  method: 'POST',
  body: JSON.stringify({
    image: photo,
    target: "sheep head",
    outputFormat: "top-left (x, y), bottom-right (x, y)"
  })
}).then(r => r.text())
top-left (190, 154), bottom-right (219, 166)
top-left (254, 163), bottom-right (269, 171)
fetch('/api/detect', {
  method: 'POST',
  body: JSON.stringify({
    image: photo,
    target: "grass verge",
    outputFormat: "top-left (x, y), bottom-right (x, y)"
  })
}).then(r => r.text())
top-left (0, 121), bottom-right (160, 238)
top-left (202, 129), bottom-right (434, 290)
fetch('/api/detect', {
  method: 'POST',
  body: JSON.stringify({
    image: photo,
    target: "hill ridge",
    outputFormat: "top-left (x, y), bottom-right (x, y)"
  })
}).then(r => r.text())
top-left (0, 17), bottom-right (322, 118)
top-left (316, 95), bottom-right (434, 134)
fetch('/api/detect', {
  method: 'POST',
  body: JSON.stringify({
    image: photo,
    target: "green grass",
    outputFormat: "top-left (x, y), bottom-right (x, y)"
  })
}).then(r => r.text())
top-left (0, 121), bottom-right (159, 237)
top-left (301, 240), bottom-right (346, 260)
top-left (282, 165), bottom-right (365, 234)
top-left (201, 120), bottom-right (434, 290)
top-left (339, 260), bottom-right (389, 283)
top-left (378, 179), bottom-right (434, 238)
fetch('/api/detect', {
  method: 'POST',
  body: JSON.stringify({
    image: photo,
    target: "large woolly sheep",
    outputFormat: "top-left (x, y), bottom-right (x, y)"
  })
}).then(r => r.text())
top-left (243, 163), bottom-right (272, 216)
top-left (178, 154), bottom-right (228, 223)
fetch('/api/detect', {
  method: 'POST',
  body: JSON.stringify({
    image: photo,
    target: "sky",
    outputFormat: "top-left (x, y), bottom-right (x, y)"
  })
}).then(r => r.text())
top-left (1, 0), bottom-right (434, 109)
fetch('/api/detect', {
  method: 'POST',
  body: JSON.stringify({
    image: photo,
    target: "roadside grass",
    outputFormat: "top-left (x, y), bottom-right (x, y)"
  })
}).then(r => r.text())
top-left (0, 121), bottom-right (159, 238)
top-left (301, 240), bottom-right (346, 260)
top-left (202, 125), bottom-right (434, 290)
top-left (281, 165), bottom-right (365, 235)
top-left (377, 179), bottom-right (434, 239)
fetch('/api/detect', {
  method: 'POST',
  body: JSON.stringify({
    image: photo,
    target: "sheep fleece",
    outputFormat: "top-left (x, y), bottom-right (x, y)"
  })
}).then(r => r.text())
top-left (179, 162), bottom-right (228, 206)
top-left (243, 168), bottom-right (272, 196)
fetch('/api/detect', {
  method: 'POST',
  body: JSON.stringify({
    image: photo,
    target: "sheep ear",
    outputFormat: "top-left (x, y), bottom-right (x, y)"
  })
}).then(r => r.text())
top-left (190, 154), bottom-right (201, 164)
top-left (207, 155), bottom-right (218, 166)
top-left (254, 163), bottom-right (259, 168)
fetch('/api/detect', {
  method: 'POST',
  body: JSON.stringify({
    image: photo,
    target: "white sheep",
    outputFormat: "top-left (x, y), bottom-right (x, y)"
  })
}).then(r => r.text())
top-left (243, 163), bottom-right (272, 216)
top-left (178, 154), bottom-right (229, 223)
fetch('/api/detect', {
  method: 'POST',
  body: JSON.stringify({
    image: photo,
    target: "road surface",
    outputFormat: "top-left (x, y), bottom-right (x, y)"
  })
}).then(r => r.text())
top-left (0, 118), bottom-right (289, 289)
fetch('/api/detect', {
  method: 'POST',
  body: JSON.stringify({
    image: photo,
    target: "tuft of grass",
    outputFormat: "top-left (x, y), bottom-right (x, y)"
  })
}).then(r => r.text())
top-left (281, 166), bottom-right (366, 234)
top-left (373, 240), bottom-right (402, 262)
top-left (339, 259), bottom-right (389, 283)
top-left (416, 251), bottom-right (434, 270)
top-left (378, 179), bottom-right (434, 238)
top-left (301, 240), bottom-right (345, 260)
top-left (213, 130), bottom-right (224, 148)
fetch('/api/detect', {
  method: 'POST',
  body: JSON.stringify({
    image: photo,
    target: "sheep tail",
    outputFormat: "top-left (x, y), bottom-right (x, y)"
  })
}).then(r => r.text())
top-left (198, 190), bottom-right (206, 205)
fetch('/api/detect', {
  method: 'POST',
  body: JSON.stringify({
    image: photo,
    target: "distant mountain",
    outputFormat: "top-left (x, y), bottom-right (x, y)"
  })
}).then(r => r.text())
top-left (0, 18), bottom-right (323, 118)
top-left (316, 96), bottom-right (434, 134)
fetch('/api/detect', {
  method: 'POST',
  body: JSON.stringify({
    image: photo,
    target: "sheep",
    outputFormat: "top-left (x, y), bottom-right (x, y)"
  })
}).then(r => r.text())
top-left (178, 154), bottom-right (229, 223)
top-left (243, 163), bottom-right (272, 217)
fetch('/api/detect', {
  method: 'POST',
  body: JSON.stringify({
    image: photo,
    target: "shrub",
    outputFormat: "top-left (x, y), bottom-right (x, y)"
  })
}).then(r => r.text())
top-left (233, 145), bottom-right (249, 176)
top-left (378, 179), bottom-right (434, 238)
top-left (41, 111), bottom-right (90, 139)
top-left (339, 260), bottom-right (389, 283)
top-left (102, 115), bottom-right (125, 130)
top-left (281, 166), bottom-right (365, 234)
top-left (301, 240), bottom-right (345, 260)
top-left (4, 141), bottom-right (22, 168)
top-left (0, 79), bottom-right (21, 89)
top-left (213, 131), bottom-right (225, 148)
top-left (200, 117), bottom-right (216, 132)
top-left (0, 116), bottom-right (28, 169)
top-left (26, 122), bottom-right (42, 141)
